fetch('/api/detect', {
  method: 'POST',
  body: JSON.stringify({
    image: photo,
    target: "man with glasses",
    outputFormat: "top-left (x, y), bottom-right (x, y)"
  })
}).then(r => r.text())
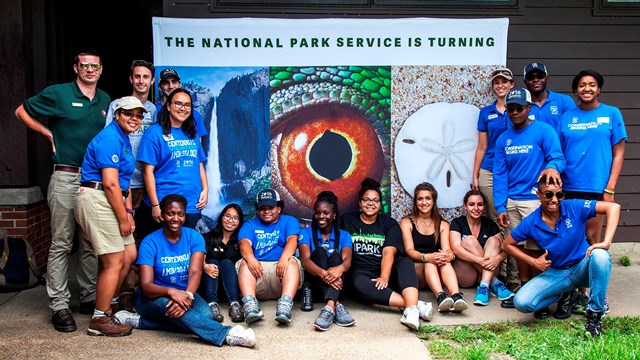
top-left (155, 68), bottom-right (207, 139)
top-left (236, 188), bottom-right (303, 324)
top-left (523, 62), bottom-right (575, 129)
top-left (104, 60), bottom-right (157, 313)
top-left (493, 88), bottom-right (565, 317)
top-left (503, 175), bottom-right (620, 339)
top-left (14, 50), bottom-right (110, 332)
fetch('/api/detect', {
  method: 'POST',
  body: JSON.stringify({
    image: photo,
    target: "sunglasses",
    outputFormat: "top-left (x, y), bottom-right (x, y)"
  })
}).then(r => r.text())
top-left (506, 104), bottom-right (527, 113)
top-left (543, 191), bottom-right (565, 200)
top-left (78, 62), bottom-right (101, 71)
top-left (491, 70), bottom-right (512, 79)
top-left (120, 109), bottom-right (144, 121)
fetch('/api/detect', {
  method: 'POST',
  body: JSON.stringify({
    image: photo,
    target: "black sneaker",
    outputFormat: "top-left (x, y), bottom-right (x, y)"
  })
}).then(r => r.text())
top-left (437, 292), bottom-right (454, 312)
top-left (553, 290), bottom-right (577, 320)
top-left (584, 309), bottom-right (603, 339)
top-left (534, 306), bottom-right (551, 320)
top-left (79, 300), bottom-right (96, 315)
top-left (52, 309), bottom-right (77, 332)
top-left (301, 282), bottom-right (313, 312)
top-left (451, 293), bottom-right (468, 313)
top-left (500, 298), bottom-right (515, 308)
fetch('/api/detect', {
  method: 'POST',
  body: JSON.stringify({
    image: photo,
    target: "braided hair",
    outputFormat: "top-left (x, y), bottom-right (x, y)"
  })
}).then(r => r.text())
top-left (311, 191), bottom-right (341, 250)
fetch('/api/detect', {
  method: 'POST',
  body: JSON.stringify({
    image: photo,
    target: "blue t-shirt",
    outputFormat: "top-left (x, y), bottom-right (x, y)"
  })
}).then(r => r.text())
top-left (299, 226), bottom-right (353, 255)
top-left (558, 103), bottom-right (627, 193)
top-left (511, 199), bottom-right (596, 268)
top-left (155, 103), bottom-right (208, 137)
top-left (238, 214), bottom-right (301, 261)
top-left (493, 120), bottom-right (566, 214)
top-left (137, 227), bottom-right (206, 290)
top-left (80, 121), bottom-right (135, 190)
top-left (477, 101), bottom-right (511, 171)
top-left (105, 99), bottom-right (157, 188)
top-left (137, 123), bottom-right (207, 214)
top-left (528, 90), bottom-right (575, 130)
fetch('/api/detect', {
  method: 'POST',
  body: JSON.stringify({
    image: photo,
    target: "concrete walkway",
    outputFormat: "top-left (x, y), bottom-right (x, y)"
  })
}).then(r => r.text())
top-left (1, 250), bottom-right (639, 360)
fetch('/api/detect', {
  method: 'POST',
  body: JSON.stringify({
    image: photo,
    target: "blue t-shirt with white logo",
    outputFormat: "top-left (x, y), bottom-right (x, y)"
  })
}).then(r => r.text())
top-left (528, 90), bottom-right (575, 130)
top-left (558, 103), bottom-right (627, 193)
top-left (299, 226), bottom-right (353, 255)
top-left (137, 123), bottom-right (207, 214)
top-left (238, 214), bottom-right (301, 261)
top-left (477, 101), bottom-right (511, 172)
top-left (511, 199), bottom-right (596, 268)
top-left (80, 121), bottom-right (135, 190)
top-left (137, 227), bottom-right (206, 290)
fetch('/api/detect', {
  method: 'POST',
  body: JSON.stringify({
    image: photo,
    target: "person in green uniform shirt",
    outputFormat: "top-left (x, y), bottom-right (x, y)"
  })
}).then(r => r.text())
top-left (14, 50), bottom-right (110, 333)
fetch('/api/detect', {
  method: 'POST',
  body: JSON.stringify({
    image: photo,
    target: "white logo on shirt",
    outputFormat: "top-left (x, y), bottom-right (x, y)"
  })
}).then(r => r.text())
top-left (597, 117), bottom-right (610, 124)
top-left (572, 117), bottom-right (578, 124)
top-left (506, 139), bottom-right (512, 146)
top-left (565, 219), bottom-right (573, 229)
top-left (584, 200), bottom-right (592, 208)
top-left (550, 106), bottom-right (558, 115)
top-left (111, 155), bottom-right (119, 163)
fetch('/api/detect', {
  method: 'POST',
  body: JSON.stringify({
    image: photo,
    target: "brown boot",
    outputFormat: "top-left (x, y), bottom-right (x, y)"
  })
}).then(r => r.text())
top-left (87, 315), bottom-right (133, 337)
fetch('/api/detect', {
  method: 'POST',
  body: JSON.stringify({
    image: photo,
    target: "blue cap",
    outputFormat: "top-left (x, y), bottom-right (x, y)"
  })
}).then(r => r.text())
top-left (255, 189), bottom-right (281, 208)
top-left (506, 88), bottom-right (532, 105)
top-left (524, 62), bottom-right (548, 78)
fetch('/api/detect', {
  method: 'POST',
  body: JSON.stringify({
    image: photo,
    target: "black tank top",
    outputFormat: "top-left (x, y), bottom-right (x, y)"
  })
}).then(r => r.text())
top-left (410, 218), bottom-right (439, 254)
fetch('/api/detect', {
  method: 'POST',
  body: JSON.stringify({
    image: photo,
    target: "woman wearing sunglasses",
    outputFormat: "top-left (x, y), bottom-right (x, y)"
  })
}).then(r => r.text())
top-left (503, 175), bottom-right (620, 339)
top-left (136, 89), bottom-right (208, 239)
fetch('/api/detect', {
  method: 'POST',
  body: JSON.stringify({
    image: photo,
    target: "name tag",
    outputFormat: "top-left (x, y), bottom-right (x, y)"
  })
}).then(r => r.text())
top-left (255, 230), bottom-right (264, 234)
top-left (72, 102), bottom-right (84, 107)
top-left (597, 117), bottom-right (610, 124)
top-left (488, 114), bottom-right (498, 120)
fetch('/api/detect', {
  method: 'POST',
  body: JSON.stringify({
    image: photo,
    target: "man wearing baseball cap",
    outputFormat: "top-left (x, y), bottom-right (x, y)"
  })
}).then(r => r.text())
top-left (493, 88), bottom-right (565, 319)
top-left (155, 68), bottom-right (208, 139)
top-left (236, 188), bottom-right (302, 325)
top-left (523, 62), bottom-right (575, 129)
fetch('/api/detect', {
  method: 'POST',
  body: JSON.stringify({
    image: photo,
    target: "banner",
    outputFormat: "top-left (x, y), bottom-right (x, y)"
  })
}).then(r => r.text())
top-left (152, 17), bottom-right (509, 225)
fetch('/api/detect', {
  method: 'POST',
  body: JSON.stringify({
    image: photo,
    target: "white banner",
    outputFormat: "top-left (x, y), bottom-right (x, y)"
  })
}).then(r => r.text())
top-left (153, 17), bottom-right (508, 67)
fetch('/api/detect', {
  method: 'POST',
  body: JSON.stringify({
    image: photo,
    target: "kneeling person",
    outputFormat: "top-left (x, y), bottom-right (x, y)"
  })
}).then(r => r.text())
top-left (237, 189), bottom-right (302, 324)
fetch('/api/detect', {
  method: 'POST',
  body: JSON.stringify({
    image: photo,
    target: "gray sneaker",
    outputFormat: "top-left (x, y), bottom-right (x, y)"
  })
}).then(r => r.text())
top-left (275, 295), bottom-right (293, 323)
top-left (242, 296), bottom-right (264, 324)
top-left (313, 306), bottom-right (335, 331)
top-left (334, 303), bottom-right (355, 327)
top-left (208, 302), bottom-right (224, 322)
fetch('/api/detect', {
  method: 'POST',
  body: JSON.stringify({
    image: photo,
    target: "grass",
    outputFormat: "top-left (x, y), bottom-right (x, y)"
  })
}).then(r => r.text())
top-left (418, 316), bottom-right (640, 360)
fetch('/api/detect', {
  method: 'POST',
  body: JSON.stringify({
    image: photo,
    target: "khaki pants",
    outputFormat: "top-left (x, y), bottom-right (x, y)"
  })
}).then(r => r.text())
top-left (506, 198), bottom-right (541, 250)
top-left (236, 258), bottom-right (304, 300)
top-left (478, 168), bottom-right (497, 222)
top-left (46, 169), bottom-right (98, 311)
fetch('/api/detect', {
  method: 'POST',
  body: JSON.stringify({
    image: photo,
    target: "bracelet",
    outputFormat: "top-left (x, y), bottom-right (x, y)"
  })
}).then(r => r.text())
top-left (604, 188), bottom-right (615, 195)
top-left (125, 208), bottom-right (135, 214)
top-left (152, 204), bottom-right (160, 207)
top-left (185, 291), bottom-right (194, 300)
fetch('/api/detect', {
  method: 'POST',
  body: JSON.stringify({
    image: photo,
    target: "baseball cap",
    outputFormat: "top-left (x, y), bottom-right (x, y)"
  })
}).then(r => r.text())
top-left (490, 68), bottom-right (513, 81)
top-left (506, 88), bottom-right (532, 105)
top-left (114, 96), bottom-right (148, 112)
top-left (159, 68), bottom-right (180, 82)
top-left (524, 62), bottom-right (548, 78)
top-left (255, 189), bottom-right (281, 208)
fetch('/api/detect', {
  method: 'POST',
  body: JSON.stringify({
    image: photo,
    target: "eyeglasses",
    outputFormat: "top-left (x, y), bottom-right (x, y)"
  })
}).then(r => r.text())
top-left (543, 191), bottom-right (565, 200)
top-left (223, 213), bottom-right (240, 222)
top-left (120, 109), bottom-right (144, 121)
top-left (361, 197), bottom-right (380, 204)
top-left (171, 101), bottom-right (192, 110)
top-left (506, 104), bottom-right (527, 113)
top-left (78, 62), bottom-right (101, 71)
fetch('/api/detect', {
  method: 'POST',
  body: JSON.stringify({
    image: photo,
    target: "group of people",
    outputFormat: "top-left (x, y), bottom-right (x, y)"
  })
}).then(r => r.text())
top-left (14, 50), bottom-right (624, 347)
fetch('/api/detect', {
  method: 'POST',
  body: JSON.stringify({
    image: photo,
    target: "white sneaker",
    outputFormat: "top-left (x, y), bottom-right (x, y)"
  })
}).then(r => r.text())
top-left (226, 325), bottom-right (256, 348)
top-left (417, 300), bottom-right (434, 321)
top-left (114, 310), bottom-right (140, 328)
top-left (400, 307), bottom-right (420, 331)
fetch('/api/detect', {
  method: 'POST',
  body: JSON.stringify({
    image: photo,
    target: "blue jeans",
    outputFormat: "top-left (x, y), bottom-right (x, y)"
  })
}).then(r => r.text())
top-left (514, 249), bottom-right (611, 313)
top-left (199, 258), bottom-right (240, 303)
top-left (134, 288), bottom-right (231, 346)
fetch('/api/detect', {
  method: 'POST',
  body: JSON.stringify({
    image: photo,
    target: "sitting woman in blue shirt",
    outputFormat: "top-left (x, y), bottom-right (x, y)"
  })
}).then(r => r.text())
top-left (114, 194), bottom-right (255, 348)
top-left (502, 176), bottom-right (620, 339)
top-left (299, 191), bottom-right (355, 331)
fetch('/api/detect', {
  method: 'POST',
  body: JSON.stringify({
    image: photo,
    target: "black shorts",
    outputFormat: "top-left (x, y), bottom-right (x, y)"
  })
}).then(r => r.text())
top-left (563, 190), bottom-right (603, 201)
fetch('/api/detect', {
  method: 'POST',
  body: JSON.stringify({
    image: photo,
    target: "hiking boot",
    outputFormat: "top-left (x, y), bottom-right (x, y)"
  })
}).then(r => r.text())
top-left (534, 306), bottom-right (551, 320)
top-left (584, 310), bottom-right (603, 339)
top-left (437, 292), bottom-right (454, 312)
top-left (242, 296), bottom-right (264, 324)
top-left (451, 293), bottom-right (468, 312)
top-left (400, 306), bottom-right (420, 331)
top-left (572, 291), bottom-right (589, 314)
top-left (226, 325), bottom-right (256, 347)
top-left (334, 303), bottom-right (356, 327)
top-left (417, 300), bottom-right (433, 321)
top-left (275, 295), bottom-right (293, 323)
top-left (314, 306), bottom-right (335, 331)
top-left (110, 293), bottom-right (135, 314)
top-left (52, 309), bottom-right (77, 332)
top-left (209, 302), bottom-right (224, 322)
top-left (554, 290), bottom-right (577, 320)
top-left (79, 300), bottom-right (95, 315)
top-left (301, 282), bottom-right (313, 312)
top-left (229, 301), bottom-right (244, 323)
top-left (474, 285), bottom-right (489, 306)
top-left (491, 280), bottom-right (515, 300)
top-left (87, 315), bottom-right (133, 337)
top-left (114, 310), bottom-right (140, 328)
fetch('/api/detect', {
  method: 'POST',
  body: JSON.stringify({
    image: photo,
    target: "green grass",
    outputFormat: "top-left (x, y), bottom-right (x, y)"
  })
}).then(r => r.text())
top-left (418, 316), bottom-right (640, 360)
